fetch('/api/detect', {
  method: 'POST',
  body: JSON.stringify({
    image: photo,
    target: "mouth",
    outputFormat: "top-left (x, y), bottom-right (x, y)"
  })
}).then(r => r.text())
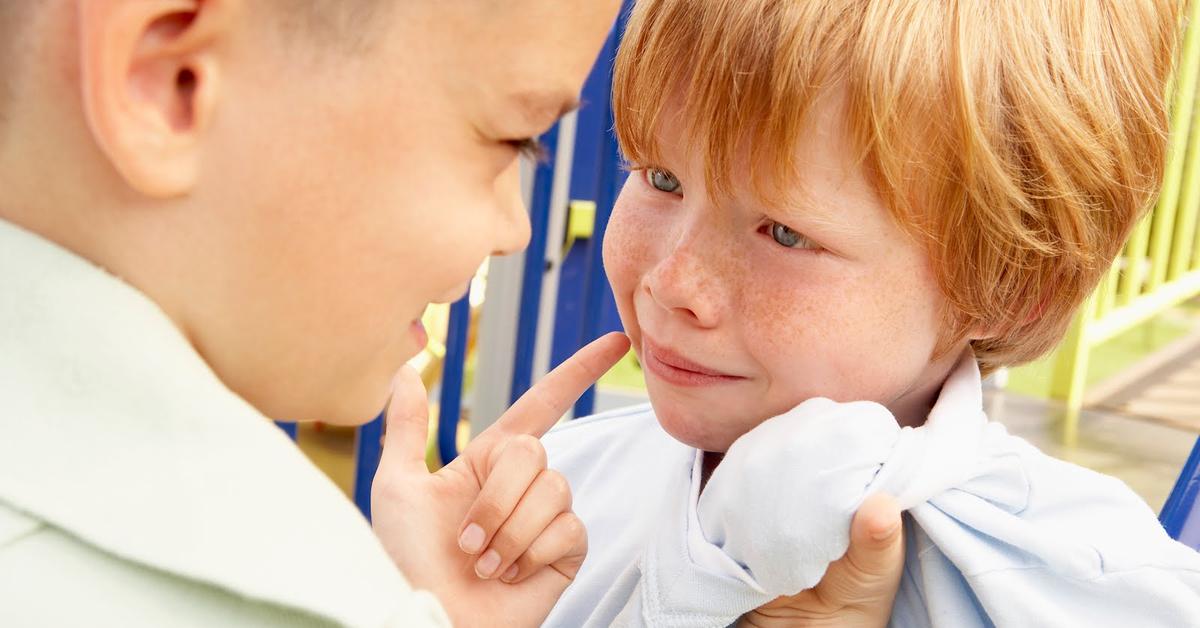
top-left (408, 304), bottom-right (430, 348)
top-left (409, 318), bottom-right (429, 348)
top-left (641, 336), bottom-right (745, 387)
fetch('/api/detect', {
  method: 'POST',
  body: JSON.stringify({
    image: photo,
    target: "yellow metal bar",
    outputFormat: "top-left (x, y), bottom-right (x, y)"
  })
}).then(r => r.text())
top-left (1194, 197), bottom-right (1200, 270)
top-left (1148, 0), bottom-right (1200, 290)
top-left (1118, 216), bottom-right (1153, 305)
top-left (563, 200), bottom-right (597, 254)
top-left (1085, 267), bottom-right (1200, 345)
top-left (1096, 264), bottom-right (1120, 320)
top-left (1169, 95), bottom-right (1200, 280)
top-left (1046, 1), bottom-right (1200, 445)
top-left (1172, 198), bottom-right (1200, 279)
top-left (1121, 0), bottom-right (1188, 302)
top-left (1051, 295), bottom-right (1097, 447)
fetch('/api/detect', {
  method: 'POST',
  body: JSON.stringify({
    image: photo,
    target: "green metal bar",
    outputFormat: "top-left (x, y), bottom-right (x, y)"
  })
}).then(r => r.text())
top-left (1086, 268), bottom-right (1200, 345)
top-left (1169, 88), bottom-right (1200, 280)
top-left (1148, 0), bottom-right (1200, 290)
top-left (1045, 1), bottom-right (1200, 445)
top-left (1194, 195), bottom-right (1200, 270)
top-left (1118, 216), bottom-right (1154, 305)
top-left (1172, 195), bottom-right (1200, 279)
top-left (1098, 264), bottom-right (1120, 319)
top-left (1051, 294), bottom-right (1096, 447)
top-left (1122, 1), bottom-right (1191, 303)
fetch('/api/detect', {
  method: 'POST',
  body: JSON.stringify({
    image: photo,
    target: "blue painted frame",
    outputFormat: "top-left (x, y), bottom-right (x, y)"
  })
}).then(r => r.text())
top-left (510, 124), bottom-right (562, 404)
top-left (1160, 436), bottom-right (1200, 549)
top-left (438, 295), bottom-right (473, 465)
top-left (544, 4), bottom-right (632, 411)
top-left (275, 421), bottom-right (298, 440)
top-left (568, 3), bottom-right (632, 418)
top-left (353, 413), bottom-right (384, 519)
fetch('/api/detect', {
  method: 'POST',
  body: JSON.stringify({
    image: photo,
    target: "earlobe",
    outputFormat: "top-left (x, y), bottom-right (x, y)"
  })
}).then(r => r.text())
top-left (77, 0), bottom-right (235, 198)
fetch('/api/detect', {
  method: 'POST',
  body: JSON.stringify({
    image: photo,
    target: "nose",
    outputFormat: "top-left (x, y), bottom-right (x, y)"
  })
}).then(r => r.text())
top-left (644, 235), bottom-right (725, 329)
top-left (491, 160), bottom-right (532, 257)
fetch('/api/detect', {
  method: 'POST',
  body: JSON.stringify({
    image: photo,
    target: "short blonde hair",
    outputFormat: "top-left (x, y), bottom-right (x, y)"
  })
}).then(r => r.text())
top-left (614, 0), bottom-right (1181, 374)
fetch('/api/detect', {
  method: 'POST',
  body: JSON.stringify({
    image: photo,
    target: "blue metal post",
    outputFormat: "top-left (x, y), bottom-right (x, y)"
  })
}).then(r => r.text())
top-left (275, 421), bottom-right (298, 440)
top-left (438, 294), bottom-right (473, 464)
top-left (573, 4), bottom-right (632, 418)
top-left (510, 125), bottom-right (561, 404)
top-left (1161, 436), bottom-right (1200, 548)
top-left (549, 18), bottom-right (625, 375)
top-left (353, 413), bottom-right (384, 520)
top-left (573, 154), bottom-right (624, 417)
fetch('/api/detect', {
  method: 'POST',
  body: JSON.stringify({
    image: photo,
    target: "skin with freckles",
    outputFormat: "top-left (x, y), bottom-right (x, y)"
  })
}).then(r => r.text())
top-left (604, 90), bottom-right (970, 453)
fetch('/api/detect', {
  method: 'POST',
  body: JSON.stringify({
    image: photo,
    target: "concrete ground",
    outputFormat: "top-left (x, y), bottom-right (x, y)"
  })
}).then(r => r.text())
top-left (985, 390), bottom-right (1196, 512)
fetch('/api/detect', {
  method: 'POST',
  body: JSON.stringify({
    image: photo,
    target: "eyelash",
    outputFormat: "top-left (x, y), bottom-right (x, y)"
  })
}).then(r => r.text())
top-left (641, 167), bottom-right (821, 253)
top-left (507, 138), bottom-right (547, 162)
top-left (757, 221), bottom-right (821, 252)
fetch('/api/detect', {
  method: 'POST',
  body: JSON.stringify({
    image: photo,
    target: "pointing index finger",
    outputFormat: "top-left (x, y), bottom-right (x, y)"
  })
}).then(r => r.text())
top-left (493, 333), bottom-right (630, 438)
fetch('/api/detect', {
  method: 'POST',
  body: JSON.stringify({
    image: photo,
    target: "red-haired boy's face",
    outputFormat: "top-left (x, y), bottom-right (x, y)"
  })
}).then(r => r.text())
top-left (604, 91), bottom-right (967, 452)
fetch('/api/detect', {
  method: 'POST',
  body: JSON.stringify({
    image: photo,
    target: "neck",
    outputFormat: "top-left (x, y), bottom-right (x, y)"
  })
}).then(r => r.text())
top-left (887, 350), bottom-right (966, 428)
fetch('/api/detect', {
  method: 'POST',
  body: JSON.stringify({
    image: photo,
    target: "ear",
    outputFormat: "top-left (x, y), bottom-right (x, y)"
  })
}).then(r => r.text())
top-left (77, 0), bottom-right (237, 198)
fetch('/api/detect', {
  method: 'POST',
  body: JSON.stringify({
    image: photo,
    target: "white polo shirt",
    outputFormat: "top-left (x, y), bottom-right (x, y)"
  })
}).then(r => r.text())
top-left (544, 353), bottom-right (1200, 627)
top-left (0, 219), bottom-right (449, 627)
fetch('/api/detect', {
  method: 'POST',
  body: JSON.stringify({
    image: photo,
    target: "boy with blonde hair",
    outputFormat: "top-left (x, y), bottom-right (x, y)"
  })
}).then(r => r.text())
top-left (544, 0), bottom-right (1200, 625)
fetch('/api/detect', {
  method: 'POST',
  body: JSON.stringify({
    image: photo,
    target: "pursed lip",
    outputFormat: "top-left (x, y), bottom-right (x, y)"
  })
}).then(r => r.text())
top-left (641, 335), bottom-right (745, 386)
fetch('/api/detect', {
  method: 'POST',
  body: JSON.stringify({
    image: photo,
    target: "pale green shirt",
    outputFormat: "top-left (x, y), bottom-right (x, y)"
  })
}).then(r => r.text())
top-left (0, 219), bottom-right (450, 627)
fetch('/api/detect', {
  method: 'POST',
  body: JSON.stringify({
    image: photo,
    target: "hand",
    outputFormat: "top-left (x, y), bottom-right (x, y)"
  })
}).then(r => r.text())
top-left (739, 493), bottom-right (905, 628)
top-left (371, 332), bottom-right (631, 627)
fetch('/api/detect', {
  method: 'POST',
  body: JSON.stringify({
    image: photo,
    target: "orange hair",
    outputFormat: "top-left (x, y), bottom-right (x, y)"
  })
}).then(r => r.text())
top-left (614, 0), bottom-right (1181, 373)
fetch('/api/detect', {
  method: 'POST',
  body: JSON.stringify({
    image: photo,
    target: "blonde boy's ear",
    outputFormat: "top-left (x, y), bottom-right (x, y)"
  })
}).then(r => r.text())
top-left (78, 0), bottom-right (237, 198)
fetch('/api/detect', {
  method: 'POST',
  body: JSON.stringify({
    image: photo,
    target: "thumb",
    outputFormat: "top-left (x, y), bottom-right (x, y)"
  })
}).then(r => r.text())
top-left (814, 492), bottom-right (905, 611)
top-left (379, 365), bottom-right (433, 475)
top-left (845, 492), bottom-right (904, 580)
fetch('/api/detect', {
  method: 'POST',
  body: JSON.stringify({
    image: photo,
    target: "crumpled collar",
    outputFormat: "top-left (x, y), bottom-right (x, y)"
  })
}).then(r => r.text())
top-left (0, 219), bottom-right (412, 626)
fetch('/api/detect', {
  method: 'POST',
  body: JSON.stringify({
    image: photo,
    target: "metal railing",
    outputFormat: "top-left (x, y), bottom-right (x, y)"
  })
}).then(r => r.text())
top-left (1052, 0), bottom-right (1200, 443)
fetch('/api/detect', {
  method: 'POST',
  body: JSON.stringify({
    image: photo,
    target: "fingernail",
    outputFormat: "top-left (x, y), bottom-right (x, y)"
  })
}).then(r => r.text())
top-left (501, 564), bottom-right (519, 582)
top-left (459, 524), bottom-right (485, 554)
top-left (475, 550), bottom-right (501, 579)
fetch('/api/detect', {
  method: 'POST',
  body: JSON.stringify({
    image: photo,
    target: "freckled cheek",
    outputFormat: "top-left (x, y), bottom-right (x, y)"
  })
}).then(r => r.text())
top-left (740, 272), bottom-right (905, 403)
top-left (867, 268), bottom-right (945, 366)
top-left (602, 198), bottom-right (660, 301)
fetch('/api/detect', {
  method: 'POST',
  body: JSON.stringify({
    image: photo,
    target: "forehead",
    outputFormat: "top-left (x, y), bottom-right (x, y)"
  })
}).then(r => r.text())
top-left (411, 0), bottom-right (618, 130)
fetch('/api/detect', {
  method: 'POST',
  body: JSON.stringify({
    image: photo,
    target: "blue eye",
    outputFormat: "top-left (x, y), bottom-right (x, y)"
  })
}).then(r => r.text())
top-left (646, 169), bottom-right (681, 194)
top-left (770, 222), bottom-right (814, 249)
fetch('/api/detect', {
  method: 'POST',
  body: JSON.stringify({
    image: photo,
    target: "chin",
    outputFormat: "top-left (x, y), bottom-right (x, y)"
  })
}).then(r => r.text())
top-left (650, 397), bottom-right (741, 453)
top-left (291, 364), bottom-right (395, 426)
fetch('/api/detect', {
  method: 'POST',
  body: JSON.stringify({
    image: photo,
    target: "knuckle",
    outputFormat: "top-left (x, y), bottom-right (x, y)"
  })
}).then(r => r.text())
top-left (560, 512), bottom-right (586, 541)
top-left (510, 434), bottom-right (547, 466)
top-left (521, 545), bottom-right (546, 569)
top-left (471, 499), bottom-right (505, 528)
top-left (490, 527), bottom-right (519, 556)
top-left (543, 470), bottom-right (572, 506)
